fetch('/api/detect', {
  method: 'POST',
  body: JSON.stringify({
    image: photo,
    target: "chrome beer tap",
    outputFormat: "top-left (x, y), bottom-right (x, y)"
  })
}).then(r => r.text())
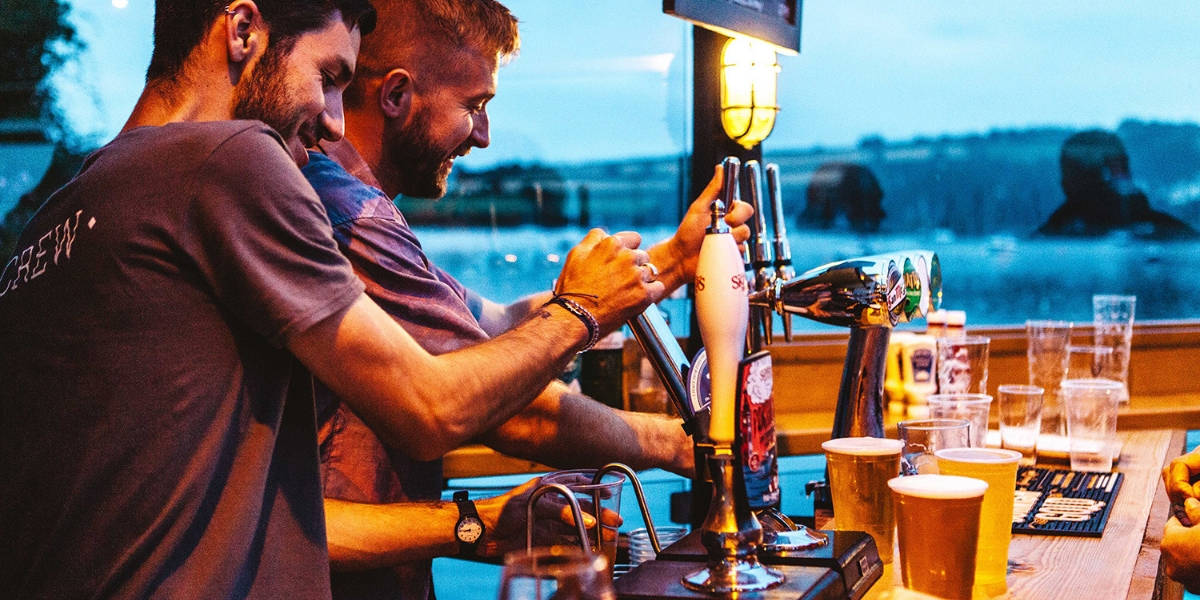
top-left (743, 160), bottom-right (776, 351)
top-left (748, 251), bottom-right (941, 439)
top-left (683, 196), bottom-right (784, 594)
top-left (765, 164), bottom-right (797, 342)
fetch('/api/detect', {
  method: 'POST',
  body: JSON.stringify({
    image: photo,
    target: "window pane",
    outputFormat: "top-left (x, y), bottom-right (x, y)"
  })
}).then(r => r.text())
top-left (411, 1), bottom-right (693, 319)
top-left (762, 2), bottom-right (1200, 327)
top-left (425, 3), bottom-right (1200, 329)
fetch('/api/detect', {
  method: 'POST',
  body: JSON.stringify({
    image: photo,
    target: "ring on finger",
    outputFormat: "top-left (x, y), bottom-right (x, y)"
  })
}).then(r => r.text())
top-left (643, 262), bottom-right (659, 279)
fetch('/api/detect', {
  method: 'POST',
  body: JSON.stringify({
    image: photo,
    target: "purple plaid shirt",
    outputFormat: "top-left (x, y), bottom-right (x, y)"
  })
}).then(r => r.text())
top-left (303, 151), bottom-right (492, 600)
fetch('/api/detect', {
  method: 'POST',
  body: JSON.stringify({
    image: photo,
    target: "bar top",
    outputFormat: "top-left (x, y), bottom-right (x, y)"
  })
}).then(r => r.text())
top-left (860, 428), bottom-right (1185, 600)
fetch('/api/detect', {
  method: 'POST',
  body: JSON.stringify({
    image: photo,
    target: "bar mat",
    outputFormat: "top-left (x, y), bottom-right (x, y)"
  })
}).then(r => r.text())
top-left (1011, 466), bottom-right (1122, 537)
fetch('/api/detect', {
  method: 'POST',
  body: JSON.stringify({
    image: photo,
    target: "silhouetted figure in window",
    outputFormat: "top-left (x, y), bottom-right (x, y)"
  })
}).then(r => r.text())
top-left (1038, 129), bottom-right (1197, 239)
top-left (802, 161), bottom-right (886, 233)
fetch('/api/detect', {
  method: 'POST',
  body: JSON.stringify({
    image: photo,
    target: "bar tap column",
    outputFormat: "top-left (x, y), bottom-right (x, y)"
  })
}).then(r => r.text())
top-left (681, 196), bottom-right (784, 593)
top-left (743, 160), bottom-right (776, 351)
top-left (748, 251), bottom-right (941, 440)
top-left (765, 163), bottom-right (796, 342)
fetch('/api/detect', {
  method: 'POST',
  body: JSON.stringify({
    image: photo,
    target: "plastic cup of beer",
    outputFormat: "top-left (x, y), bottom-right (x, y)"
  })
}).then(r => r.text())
top-left (822, 437), bottom-right (904, 563)
top-left (1061, 378), bottom-right (1123, 472)
top-left (997, 384), bottom-right (1044, 466)
top-left (935, 447), bottom-right (1022, 597)
top-left (926, 393), bottom-right (993, 448)
top-left (888, 474), bottom-right (988, 600)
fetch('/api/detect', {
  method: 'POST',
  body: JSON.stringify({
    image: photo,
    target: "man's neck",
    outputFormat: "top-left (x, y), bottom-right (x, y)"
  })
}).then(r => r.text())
top-left (121, 27), bottom-right (236, 133)
top-left (317, 137), bottom-right (386, 191)
top-left (121, 83), bottom-right (233, 133)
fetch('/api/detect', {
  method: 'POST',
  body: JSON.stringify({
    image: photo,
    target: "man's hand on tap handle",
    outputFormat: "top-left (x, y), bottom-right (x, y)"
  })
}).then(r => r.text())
top-left (647, 164), bottom-right (755, 294)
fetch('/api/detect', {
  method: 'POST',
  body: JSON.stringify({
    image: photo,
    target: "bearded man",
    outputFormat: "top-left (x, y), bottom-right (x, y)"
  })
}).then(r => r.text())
top-left (0, 0), bottom-right (663, 597)
top-left (303, 1), bottom-right (753, 598)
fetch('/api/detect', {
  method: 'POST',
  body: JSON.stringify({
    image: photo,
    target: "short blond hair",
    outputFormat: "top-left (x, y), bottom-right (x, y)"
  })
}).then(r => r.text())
top-left (346, 0), bottom-right (518, 107)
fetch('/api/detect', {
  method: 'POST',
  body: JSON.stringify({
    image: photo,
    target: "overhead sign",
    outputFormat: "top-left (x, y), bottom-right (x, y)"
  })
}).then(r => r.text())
top-left (664, 0), bottom-right (802, 54)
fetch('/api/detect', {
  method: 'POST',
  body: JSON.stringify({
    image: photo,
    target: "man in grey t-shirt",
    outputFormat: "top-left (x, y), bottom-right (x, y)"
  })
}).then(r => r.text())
top-left (0, 1), bottom-right (661, 597)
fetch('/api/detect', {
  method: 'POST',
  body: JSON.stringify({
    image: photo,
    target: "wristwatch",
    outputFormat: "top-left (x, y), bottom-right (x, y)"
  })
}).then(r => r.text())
top-left (453, 490), bottom-right (485, 557)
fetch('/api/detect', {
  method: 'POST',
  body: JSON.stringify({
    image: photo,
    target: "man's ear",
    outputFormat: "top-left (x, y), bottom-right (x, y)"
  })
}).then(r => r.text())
top-left (379, 68), bottom-right (414, 120)
top-left (224, 0), bottom-right (265, 68)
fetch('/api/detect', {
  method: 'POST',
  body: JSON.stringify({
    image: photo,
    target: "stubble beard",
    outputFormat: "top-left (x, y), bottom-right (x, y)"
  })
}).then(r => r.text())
top-left (383, 110), bottom-right (466, 200)
top-left (233, 45), bottom-right (306, 149)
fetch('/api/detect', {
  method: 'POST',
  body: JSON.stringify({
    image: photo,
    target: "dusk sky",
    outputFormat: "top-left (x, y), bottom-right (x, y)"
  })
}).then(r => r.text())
top-left (53, 1), bottom-right (1200, 168)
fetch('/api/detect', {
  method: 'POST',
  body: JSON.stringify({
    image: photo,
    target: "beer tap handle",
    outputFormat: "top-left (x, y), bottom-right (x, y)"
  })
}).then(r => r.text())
top-left (744, 161), bottom-right (775, 350)
top-left (718, 157), bottom-right (741, 232)
top-left (766, 164), bottom-right (794, 342)
top-left (744, 161), bottom-right (775, 279)
top-left (717, 157), bottom-right (752, 273)
top-left (765, 164), bottom-right (795, 281)
top-left (628, 305), bottom-right (695, 426)
top-left (696, 196), bottom-right (748, 445)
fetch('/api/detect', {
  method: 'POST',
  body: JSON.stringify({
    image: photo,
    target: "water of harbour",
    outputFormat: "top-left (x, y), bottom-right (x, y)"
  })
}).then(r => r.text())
top-left (416, 225), bottom-right (1200, 333)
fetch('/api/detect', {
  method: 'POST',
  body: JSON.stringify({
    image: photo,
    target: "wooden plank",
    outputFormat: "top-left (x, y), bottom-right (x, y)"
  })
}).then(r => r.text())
top-left (443, 397), bottom-right (1200, 478)
top-left (860, 430), bottom-right (1178, 599)
top-left (1127, 429), bottom-right (1185, 600)
top-left (1003, 430), bottom-right (1171, 599)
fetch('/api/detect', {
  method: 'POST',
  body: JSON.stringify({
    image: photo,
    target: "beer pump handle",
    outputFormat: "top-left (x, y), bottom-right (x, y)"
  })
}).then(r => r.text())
top-left (627, 305), bottom-right (696, 431)
top-left (765, 163), bottom-right (794, 281)
top-left (765, 164), bottom-right (794, 342)
top-left (718, 159), bottom-right (751, 273)
top-left (744, 161), bottom-right (775, 350)
top-left (744, 161), bottom-right (774, 273)
top-left (696, 195), bottom-right (749, 445)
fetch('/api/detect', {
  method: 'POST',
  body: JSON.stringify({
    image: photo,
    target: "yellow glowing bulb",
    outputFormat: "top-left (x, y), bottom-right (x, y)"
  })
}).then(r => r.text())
top-left (720, 38), bottom-right (780, 149)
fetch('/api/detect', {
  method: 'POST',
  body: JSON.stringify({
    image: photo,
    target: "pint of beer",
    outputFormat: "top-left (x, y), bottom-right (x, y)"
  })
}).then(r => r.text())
top-left (935, 447), bottom-right (1021, 597)
top-left (822, 437), bottom-right (904, 563)
top-left (888, 474), bottom-right (988, 600)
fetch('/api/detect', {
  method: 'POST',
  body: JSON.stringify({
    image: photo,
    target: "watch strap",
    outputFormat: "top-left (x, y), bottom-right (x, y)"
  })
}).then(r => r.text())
top-left (453, 490), bottom-right (483, 557)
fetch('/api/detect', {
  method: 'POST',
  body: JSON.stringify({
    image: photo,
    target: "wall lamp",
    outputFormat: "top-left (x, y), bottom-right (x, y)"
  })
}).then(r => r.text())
top-left (720, 37), bottom-right (780, 149)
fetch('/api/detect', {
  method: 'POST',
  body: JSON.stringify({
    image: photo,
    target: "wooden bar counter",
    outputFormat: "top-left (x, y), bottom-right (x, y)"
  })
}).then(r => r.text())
top-left (860, 429), bottom-right (1186, 600)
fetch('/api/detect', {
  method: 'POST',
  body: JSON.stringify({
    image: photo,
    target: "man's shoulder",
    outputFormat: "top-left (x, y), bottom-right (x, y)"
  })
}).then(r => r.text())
top-left (107, 120), bottom-right (293, 181)
top-left (302, 152), bottom-right (400, 227)
top-left (119, 120), bottom-right (285, 152)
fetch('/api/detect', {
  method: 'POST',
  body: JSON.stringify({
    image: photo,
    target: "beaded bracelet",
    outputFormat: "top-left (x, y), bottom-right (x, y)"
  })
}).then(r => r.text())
top-left (544, 295), bottom-right (600, 354)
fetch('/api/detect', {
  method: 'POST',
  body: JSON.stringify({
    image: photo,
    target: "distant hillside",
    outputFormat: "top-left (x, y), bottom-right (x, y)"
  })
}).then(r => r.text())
top-left (417, 119), bottom-right (1200, 235)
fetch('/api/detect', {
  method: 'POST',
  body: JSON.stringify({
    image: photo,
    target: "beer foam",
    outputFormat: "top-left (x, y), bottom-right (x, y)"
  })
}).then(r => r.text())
top-left (821, 436), bottom-right (904, 456)
top-left (888, 474), bottom-right (988, 498)
top-left (934, 447), bottom-right (1022, 464)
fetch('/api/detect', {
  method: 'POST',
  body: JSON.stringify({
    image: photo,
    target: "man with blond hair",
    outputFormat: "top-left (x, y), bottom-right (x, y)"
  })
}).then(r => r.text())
top-left (304, 1), bottom-right (752, 597)
top-left (0, 0), bottom-right (663, 597)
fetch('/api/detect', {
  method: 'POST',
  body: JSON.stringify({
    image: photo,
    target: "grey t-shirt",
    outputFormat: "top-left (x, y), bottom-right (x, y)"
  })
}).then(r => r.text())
top-left (0, 121), bottom-right (364, 598)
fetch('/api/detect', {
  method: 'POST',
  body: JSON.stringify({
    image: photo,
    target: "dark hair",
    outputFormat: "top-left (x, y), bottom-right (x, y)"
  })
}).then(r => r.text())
top-left (146, 0), bottom-right (377, 82)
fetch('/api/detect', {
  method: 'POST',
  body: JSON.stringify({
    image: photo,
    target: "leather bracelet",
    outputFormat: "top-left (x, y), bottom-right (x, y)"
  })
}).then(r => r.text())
top-left (545, 295), bottom-right (600, 354)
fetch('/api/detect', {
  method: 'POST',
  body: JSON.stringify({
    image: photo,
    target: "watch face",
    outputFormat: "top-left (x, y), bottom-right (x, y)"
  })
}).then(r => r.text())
top-left (457, 517), bottom-right (483, 543)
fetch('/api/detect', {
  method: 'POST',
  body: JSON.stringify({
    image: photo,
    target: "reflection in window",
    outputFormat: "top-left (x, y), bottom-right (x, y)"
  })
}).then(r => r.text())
top-left (415, 2), bottom-right (1200, 330)
top-left (7, 3), bottom-right (1199, 329)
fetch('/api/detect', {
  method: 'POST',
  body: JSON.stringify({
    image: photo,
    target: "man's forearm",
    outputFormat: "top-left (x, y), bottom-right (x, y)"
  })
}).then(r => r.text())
top-left (480, 381), bottom-right (694, 478)
top-left (293, 296), bottom-right (584, 461)
top-left (325, 498), bottom-right (460, 570)
top-left (476, 291), bottom-right (554, 337)
top-left (326, 479), bottom-right (545, 571)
